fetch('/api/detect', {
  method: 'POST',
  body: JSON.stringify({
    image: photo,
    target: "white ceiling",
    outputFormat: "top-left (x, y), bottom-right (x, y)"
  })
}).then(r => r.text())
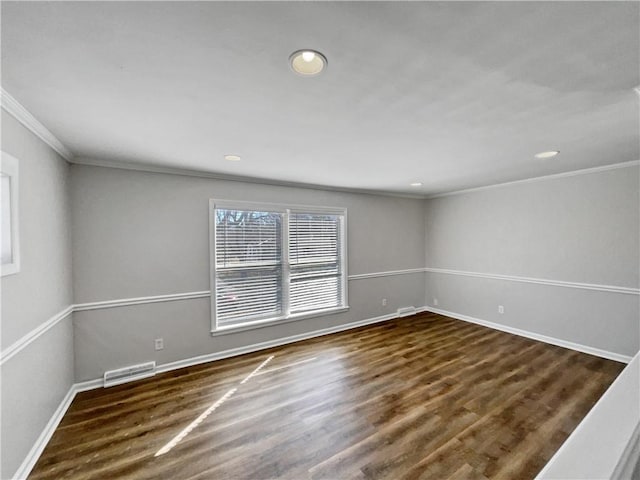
top-left (1, 1), bottom-right (638, 196)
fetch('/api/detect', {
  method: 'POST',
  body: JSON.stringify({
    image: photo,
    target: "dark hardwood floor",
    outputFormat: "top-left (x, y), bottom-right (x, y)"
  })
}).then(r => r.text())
top-left (29, 313), bottom-right (624, 479)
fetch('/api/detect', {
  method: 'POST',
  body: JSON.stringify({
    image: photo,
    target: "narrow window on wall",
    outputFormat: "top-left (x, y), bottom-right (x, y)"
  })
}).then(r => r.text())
top-left (214, 208), bottom-right (284, 328)
top-left (1, 152), bottom-right (20, 276)
top-left (289, 212), bottom-right (343, 314)
top-left (210, 200), bottom-right (347, 332)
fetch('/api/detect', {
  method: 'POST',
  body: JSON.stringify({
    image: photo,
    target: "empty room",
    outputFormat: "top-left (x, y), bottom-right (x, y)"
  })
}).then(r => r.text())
top-left (1, 1), bottom-right (639, 479)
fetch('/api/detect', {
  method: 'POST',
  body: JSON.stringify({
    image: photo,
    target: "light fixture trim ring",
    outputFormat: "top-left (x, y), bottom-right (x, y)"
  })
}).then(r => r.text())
top-left (289, 49), bottom-right (328, 76)
top-left (534, 150), bottom-right (560, 159)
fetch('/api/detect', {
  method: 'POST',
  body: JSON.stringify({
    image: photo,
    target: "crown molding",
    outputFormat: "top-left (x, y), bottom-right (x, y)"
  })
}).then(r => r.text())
top-left (75, 155), bottom-right (640, 201)
top-left (426, 160), bottom-right (640, 199)
top-left (1, 88), bottom-right (74, 162)
top-left (2, 86), bottom-right (636, 199)
top-left (71, 156), bottom-right (427, 200)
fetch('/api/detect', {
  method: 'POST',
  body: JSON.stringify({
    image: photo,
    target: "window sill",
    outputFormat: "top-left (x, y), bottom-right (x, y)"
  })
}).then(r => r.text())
top-left (1, 263), bottom-right (20, 277)
top-left (210, 306), bottom-right (350, 337)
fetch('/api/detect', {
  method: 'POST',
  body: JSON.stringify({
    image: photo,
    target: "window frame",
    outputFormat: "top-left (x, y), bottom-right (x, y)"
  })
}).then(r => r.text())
top-left (1, 152), bottom-right (20, 277)
top-left (209, 199), bottom-right (348, 334)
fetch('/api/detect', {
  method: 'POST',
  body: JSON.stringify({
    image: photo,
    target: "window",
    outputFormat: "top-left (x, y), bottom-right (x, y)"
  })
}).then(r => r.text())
top-left (210, 200), bottom-right (347, 332)
top-left (1, 152), bottom-right (19, 277)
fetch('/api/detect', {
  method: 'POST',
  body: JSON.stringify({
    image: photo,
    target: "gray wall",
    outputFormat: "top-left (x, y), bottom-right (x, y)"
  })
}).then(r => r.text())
top-left (0, 110), bottom-right (75, 479)
top-left (424, 165), bottom-right (640, 357)
top-left (70, 164), bottom-right (426, 381)
top-left (3, 129), bottom-right (637, 476)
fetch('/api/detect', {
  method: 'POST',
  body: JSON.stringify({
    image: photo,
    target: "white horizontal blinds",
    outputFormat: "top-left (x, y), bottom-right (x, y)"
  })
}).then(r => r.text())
top-left (215, 209), bottom-right (281, 268)
top-left (216, 269), bottom-right (281, 326)
top-left (289, 213), bottom-right (343, 313)
top-left (215, 209), bottom-right (283, 327)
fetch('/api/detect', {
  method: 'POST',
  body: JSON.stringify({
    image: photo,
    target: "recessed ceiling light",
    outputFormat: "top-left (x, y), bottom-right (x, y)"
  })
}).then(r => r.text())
top-left (534, 151), bottom-right (559, 159)
top-left (410, 182), bottom-right (423, 187)
top-left (289, 50), bottom-right (327, 76)
top-left (224, 154), bottom-right (241, 161)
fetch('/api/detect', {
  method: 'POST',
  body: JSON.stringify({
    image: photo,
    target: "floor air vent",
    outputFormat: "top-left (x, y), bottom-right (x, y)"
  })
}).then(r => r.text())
top-left (103, 361), bottom-right (156, 388)
top-left (397, 306), bottom-right (417, 317)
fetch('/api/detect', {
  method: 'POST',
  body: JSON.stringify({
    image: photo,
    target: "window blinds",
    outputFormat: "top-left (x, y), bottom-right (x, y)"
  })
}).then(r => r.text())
top-left (214, 209), bottom-right (283, 327)
top-left (212, 203), bottom-right (346, 330)
top-left (289, 213), bottom-right (342, 313)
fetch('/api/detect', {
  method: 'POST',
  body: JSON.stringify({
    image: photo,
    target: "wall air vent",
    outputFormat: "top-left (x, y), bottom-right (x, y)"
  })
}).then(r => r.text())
top-left (103, 361), bottom-right (156, 388)
top-left (397, 306), bottom-right (417, 317)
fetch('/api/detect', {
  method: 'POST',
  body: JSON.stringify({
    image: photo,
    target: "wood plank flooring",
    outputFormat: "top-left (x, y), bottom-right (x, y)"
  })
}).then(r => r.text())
top-left (29, 313), bottom-right (624, 480)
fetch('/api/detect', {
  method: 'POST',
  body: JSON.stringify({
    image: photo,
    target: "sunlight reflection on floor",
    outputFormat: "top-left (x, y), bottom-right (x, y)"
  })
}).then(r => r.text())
top-left (154, 355), bottom-right (274, 457)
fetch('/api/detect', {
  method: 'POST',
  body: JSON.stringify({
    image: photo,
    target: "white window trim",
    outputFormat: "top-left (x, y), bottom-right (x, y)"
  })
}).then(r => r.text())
top-left (209, 199), bottom-right (349, 334)
top-left (1, 152), bottom-right (20, 277)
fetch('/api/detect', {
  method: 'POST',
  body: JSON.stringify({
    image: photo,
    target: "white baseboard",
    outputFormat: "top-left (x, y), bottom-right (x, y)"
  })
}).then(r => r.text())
top-left (159, 308), bottom-right (425, 374)
top-left (74, 378), bottom-right (104, 393)
top-left (11, 306), bottom-right (632, 479)
top-left (424, 306), bottom-right (632, 364)
top-left (12, 384), bottom-right (77, 480)
top-left (12, 308), bottom-right (417, 479)
top-left (156, 311), bottom-right (402, 374)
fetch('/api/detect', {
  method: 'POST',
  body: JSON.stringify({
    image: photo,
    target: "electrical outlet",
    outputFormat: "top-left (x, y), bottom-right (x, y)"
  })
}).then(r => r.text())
top-left (498, 305), bottom-right (504, 314)
top-left (382, 298), bottom-right (387, 306)
top-left (433, 298), bottom-right (439, 306)
top-left (154, 338), bottom-right (164, 351)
